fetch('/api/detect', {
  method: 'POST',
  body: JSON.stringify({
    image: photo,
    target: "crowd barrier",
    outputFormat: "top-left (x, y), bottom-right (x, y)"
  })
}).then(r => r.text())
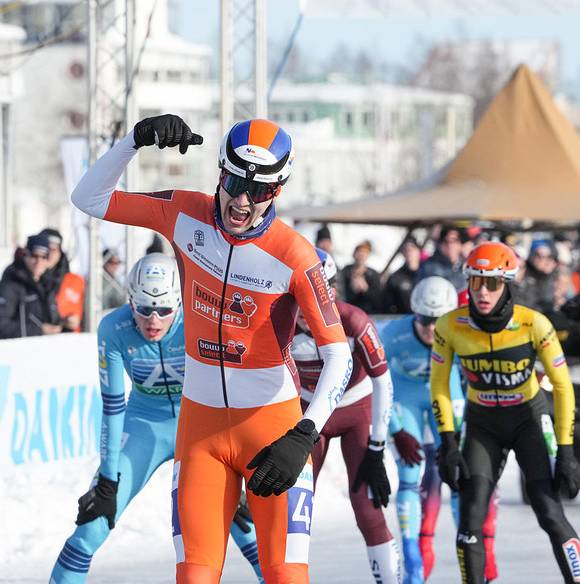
top-left (0, 333), bottom-right (102, 474)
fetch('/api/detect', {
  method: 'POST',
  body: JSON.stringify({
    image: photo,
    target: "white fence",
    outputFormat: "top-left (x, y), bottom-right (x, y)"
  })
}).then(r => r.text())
top-left (0, 333), bottom-right (102, 473)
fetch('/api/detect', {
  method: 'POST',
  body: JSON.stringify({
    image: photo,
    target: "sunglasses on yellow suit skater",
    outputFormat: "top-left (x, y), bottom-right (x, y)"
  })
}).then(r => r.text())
top-left (468, 276), bottom-right (505, 292)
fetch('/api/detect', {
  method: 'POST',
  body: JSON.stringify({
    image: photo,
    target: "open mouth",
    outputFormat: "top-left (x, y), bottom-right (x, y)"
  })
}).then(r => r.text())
top-left (228, 205), bottom-right (251, 227)
top-left (146, 326), bottom-right (162, 337)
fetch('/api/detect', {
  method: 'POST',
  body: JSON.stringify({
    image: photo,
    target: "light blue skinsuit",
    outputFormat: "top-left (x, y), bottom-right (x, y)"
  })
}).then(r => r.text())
top-left (50, 304), bottom-right (262, 583)
top-left (380, 316), bottom-right (463, 584)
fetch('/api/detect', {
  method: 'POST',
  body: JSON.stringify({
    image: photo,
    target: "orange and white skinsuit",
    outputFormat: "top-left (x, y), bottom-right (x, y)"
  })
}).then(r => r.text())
top-left (71, 133), bottom-right (353, 584)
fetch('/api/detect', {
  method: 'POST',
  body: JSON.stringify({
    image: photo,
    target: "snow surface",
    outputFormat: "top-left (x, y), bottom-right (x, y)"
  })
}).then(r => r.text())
top-left (2, 442), bottom-right (579, 583)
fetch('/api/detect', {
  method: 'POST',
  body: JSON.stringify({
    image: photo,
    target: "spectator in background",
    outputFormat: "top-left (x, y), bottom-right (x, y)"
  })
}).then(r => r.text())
top-left (315, 224), bottom-right (333, 255)
top-left (315, 224), bottom-right (344, 299)
top-left (146, 233), bottom-right (165, 255)
top-left (40, 228), bottom-right (85, 332)
top-left (417, 226), bottom-right (466, 293)
top-left (342, 240), bottom-right (381, 313)
top-left (380, 235), bottom-right (421, 314)
top-left (514, 239), bottom-right (559, 312)
top-left (102, 248), bottom-right (125, 310)
top-left (0, 233), bottom-right (62, 338)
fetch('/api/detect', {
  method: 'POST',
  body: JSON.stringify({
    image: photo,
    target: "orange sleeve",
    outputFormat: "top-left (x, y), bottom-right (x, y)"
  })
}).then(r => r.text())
top-left (290, 251), bottom-right (346, 347)
top-left (104, 189), bottom-right (186, 240)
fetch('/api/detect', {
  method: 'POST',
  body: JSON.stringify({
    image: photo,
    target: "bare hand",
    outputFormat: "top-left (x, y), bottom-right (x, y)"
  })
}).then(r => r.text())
top-left (63, 314), bottom-right (81, 330)
top-left (41, 323), bottom-right (63, 335)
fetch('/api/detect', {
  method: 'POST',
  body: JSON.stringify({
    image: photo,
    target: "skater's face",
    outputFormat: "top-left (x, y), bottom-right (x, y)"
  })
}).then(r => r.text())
top-left (218, 185), bottom-right (272, 235)
top-left (469, 277), bottom-right (505, 315)
top-left (132, 305), bottom-right (177, 341)
top-left (414, 316), bottom-right (436, 346)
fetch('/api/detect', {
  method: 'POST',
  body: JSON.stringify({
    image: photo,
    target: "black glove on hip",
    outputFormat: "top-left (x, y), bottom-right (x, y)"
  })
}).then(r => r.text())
top-left (554, 444), bottom-right (580, 499)
top-left (437, 431), bottom-right (470, 491)
top-left (247, 426), bottom-right (316, 497)
top-left (352, 446), bottom-right (391, 508)
top-left (393, 429), bottom-right (424, 466)
top-left (76, 473), bottom-right (120, 530)
top-left (133, 114), bottom-right (203, 154)
top-left (233, 493), bottom-right (254, 534)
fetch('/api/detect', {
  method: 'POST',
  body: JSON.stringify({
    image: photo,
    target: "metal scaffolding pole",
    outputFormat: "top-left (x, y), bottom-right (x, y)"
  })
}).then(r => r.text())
top-left (86, 0), bottom-right (133, 331)
top-left (220, 0), bottom-right (268, 136)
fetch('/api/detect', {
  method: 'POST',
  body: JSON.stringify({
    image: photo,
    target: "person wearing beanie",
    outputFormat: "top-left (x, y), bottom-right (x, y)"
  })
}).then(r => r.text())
top-left (514, 239), bottom-right (559, 313)
top-left (40, 228), bottom-right (85, 332)
top-left (0, 233), bottom-right (62, 338)
top-left (380, 235), bottom-right (421, 314)
top-left (417, 226), bottom-right (467, 294)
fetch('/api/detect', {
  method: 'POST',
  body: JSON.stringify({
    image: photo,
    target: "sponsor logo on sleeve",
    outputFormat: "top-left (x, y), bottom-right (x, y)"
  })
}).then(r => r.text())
top-left (562, 538), bottom-right (580, 582)
top-left (434, 329), bottom-right (446, 347)
top-left (540, 326), bottom-right (557, 348)
top-left (192, 281), bottom-right (257, 328)
top-left (553, 354), bottom-right (566, 368)
top-left (327, 357), bottom-right (353, 410)
top-left (357, 322), bottom-right (387, 369)
top-left (305, 263), bottom-right (340, 327)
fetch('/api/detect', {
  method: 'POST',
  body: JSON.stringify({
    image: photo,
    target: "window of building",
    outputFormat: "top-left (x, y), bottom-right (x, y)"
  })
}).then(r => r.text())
top-left (344, 111), bottom-right (353, 128)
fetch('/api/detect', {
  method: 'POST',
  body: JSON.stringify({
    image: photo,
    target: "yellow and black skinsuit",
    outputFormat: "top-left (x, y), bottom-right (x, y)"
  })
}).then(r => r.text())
top-left (431, 304), bottom-right (579, 584)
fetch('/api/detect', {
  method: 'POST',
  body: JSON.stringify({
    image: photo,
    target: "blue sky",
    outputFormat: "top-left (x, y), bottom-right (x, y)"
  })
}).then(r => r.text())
top-left (175, 1), bottom-right (580, 95)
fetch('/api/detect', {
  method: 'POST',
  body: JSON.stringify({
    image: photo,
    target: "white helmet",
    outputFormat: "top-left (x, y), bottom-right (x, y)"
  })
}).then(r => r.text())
top-left (127, 253), bottom-right (181, 310)
top-left (410, 276), bottom-right (457, 318)
top-left (218, 119), bottom-right (295, 184)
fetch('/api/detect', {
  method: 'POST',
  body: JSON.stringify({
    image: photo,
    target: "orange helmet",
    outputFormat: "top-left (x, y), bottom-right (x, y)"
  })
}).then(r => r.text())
top-left (464, 242), bottom-right (519, 281)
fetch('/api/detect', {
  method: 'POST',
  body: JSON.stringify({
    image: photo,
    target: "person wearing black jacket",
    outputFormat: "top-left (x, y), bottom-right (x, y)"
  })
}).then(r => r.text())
top-left (380, 236), bottom-right (421, 314)
top-left (0, 233), bottom-right (62, 338)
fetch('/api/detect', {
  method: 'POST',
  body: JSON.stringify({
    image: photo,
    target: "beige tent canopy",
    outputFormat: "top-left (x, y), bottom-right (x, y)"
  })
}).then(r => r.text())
top-left (285, 65), bottom-right (580, 226)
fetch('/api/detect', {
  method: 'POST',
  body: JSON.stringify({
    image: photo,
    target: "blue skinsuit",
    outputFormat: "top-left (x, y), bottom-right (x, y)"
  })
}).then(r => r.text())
top-left (380, 316), bottom-right (463, 584)
top-left (49, 304), bottom-right (262, 583)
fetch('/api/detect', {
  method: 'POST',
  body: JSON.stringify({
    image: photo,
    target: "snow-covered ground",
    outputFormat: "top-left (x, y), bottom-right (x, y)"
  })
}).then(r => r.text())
top-left (2, 442), bottom-right (579, 583)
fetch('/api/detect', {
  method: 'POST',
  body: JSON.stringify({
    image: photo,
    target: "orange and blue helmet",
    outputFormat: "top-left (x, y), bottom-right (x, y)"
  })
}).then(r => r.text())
top-left (218, 119), bottom-right (295, 184)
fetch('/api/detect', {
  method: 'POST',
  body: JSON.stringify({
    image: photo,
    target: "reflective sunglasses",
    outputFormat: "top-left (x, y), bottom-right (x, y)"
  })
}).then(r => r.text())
top-left (133, 304), bottom-right (176, 319)
top-left (468, 275), bottom-right (505, 292)
top-left (220, 172), bottom-right (280, 204)
top-left (416, 314), bottom-right (438, 326)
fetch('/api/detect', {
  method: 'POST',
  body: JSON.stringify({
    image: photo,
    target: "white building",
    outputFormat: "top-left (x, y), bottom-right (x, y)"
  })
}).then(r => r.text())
top-left (0, 21), bottom-right (25, 268)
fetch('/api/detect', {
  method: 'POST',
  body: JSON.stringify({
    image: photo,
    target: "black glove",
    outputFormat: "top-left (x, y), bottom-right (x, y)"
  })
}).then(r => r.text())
top-left (76, 473), bottom-right (120, 529)
top-left (554, 445), bottom-right (580, 499)
top-left (247, 424), bottom-right (316, 497)
top-left (393, 429), bottom-right (424, 466)
top-left (233, 493), bottom-right (253, 534)
top-left (133, 114), bottom-right (203, 154)
top-left (437, 431), bottom-right (470, 491)
top-left (352, 446), bottom-right (391, 508)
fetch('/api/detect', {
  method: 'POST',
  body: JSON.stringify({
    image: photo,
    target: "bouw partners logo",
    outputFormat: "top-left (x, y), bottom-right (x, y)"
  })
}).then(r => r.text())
top-left (194, 229), bottom-right (204, 247)
top-left (198, 338), bottom-right (247, 364)
top-left (192, 281), bottom-right (257, 328)
top-left (563, 538), bottom-right (580, 582)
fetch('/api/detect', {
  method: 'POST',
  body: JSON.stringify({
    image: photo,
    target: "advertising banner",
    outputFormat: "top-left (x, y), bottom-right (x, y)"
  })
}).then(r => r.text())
top-left (0, 334), bottom-right (102, 474)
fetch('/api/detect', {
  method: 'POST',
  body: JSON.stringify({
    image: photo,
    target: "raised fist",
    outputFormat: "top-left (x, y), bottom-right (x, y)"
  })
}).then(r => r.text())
top-left (133, 114), bottom-right (203, 154)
